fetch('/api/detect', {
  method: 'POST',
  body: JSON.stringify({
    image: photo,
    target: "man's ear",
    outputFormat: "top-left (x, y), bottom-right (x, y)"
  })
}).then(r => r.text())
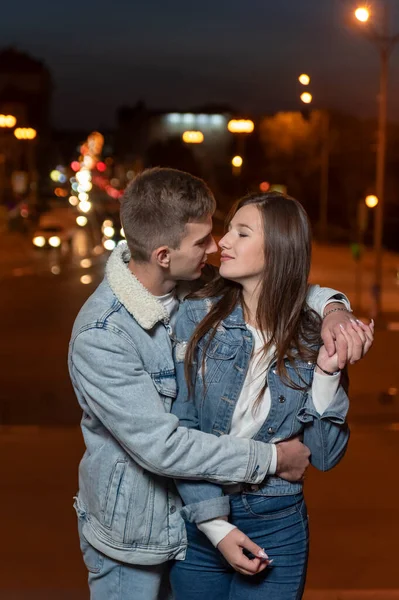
top-left (153, 245), bottom-right (171, 269)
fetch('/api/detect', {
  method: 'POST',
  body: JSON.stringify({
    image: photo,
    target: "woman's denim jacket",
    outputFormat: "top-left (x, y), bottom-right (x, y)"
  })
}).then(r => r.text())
top-left (172, 297), bottom-right (350, 523)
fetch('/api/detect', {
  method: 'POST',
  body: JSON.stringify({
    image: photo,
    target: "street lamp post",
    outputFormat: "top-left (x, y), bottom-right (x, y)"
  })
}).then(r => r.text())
top-left (14, 127), bottom-right (38, 206)
top-left (299, 77), bottom-right (329, 241)
top-left (354, 3), bottom-right (399, 317)
top-left (227, 119), bottom-right (254, 176)
top-left (0, 115), bottom-right (18, 214)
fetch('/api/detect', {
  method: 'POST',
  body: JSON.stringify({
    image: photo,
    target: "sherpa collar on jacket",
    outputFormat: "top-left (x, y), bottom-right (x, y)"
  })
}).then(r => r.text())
top-left (105, 241), bottom-right (170, 330)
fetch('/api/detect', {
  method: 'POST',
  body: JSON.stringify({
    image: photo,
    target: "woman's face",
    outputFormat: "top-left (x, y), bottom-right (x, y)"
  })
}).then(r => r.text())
top-left (218, 204), bottom-right (265, 286)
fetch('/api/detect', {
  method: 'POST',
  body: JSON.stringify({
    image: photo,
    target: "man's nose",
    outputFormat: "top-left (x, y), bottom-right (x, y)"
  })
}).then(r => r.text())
top-left (206, 236), bottom-right (218, 254)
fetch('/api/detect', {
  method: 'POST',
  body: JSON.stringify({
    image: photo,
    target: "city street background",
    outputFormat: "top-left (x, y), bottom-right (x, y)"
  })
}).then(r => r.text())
top-left (2, 2), bottom-right (399, 597)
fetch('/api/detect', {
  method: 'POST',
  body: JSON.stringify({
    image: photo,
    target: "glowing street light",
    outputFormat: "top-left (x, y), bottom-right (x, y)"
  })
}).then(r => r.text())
top-left (227, 119), bottom-right (255, 133)
top-left (0, 114), bottom-right (17, 128)
top-left (298, 74), bottom-right (310, 86)
top-left (365, 194), bottom-right (379, 208)
top-left (49, 236), bottom-right (61, 248)
top-left (14, 128), bottom-right (37, 140)
top-left (355, 7), bottom-right (370, 22)
top-left (300, 92), bottom-right (313, 104)
top-left (69, 196), bottom-right (79, 206)
top-left (76, 216), bottom-right (88, 227)
top-left (80, 275), bottom-right (93, 285)
top-left (103, 226), bottom-right (115, 238)
top-left (232, 156), bottom-right (243, 168)
top-left (182, 131), bottom-right (204, 143)
top-left (79, 201), bottom-right (92, 213)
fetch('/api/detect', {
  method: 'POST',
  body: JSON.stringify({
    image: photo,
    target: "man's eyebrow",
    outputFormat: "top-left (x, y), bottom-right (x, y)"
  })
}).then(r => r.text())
top-left (195, 232), bottom-right (212, 243)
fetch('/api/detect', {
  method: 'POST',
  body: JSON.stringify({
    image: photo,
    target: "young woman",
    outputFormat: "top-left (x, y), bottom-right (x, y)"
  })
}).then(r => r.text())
top-left (170, 192), bottom-right (373, 600)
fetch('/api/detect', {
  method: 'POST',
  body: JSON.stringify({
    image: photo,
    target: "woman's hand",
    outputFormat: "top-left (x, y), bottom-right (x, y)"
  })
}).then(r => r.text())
top-left (317, 319), bottom-right (374, 374)
top-left (321, 308), bottom-right (374, 369)
top-left (217, 528), bottom-right (272, 575)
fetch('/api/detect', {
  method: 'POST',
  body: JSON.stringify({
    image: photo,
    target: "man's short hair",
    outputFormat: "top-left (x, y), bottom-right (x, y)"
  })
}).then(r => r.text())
top-left (120, 167), bottom-right (216, 262)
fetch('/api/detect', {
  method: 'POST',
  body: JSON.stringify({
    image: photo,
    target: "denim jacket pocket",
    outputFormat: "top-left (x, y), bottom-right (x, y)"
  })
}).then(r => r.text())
top-left (242, 492), bottom-right (303, 520)
top-left (199, 337), bottom-right (240, 361)
top-left (152, 371), bottom-right (177, 412)
top-left (197, 339), bottom-right (240, 385)
top-left (103, 460), bottom-right (127, 529)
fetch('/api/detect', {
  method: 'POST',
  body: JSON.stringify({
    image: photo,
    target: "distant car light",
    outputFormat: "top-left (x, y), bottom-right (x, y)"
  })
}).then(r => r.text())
top-left (80, 258), bottom-right (92, 268)
top-left (33, 236), bottom-right (46, 248)
top-left (80, 275), bottom-right (93, 285)
top-left (103, 239), bottom-right (116, 251)
top-left (49, 236), bottom-right (61, 248)
top-left (103, 226), bottom-right (115, 238)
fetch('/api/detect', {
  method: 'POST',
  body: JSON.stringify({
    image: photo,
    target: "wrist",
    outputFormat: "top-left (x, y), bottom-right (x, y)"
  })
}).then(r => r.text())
top-left (323, 303), bottom-right (351, 319)
top-left (316, 363), bottom-right (341, 376)
top-left (275, 444), bottom-right (283, 474)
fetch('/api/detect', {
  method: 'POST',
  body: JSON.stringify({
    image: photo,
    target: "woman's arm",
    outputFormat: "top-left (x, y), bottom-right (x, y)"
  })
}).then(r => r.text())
top-left (298, 319), bottom-right (373, 470)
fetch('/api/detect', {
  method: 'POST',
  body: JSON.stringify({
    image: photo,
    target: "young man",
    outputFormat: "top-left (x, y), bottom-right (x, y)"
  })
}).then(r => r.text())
top-left (69, 168), bottom-right (366, 600)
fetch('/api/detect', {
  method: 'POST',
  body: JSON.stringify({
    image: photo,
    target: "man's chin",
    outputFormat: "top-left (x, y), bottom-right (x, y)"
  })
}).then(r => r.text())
top-left (174, 272), bottom-right (200, 282)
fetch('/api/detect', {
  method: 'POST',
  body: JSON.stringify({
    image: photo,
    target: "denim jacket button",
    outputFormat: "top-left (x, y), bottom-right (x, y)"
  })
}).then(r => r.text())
top-left (267, 427), bottom-right (275, 434)
top-left (278, 395), bottom-right (286, 403)
top-left (170, 505), bottom-right (176, 514)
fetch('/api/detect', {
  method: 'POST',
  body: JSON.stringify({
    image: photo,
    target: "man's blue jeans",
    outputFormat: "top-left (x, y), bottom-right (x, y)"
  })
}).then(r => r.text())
top-left (170, 492), bottom-right (309, 600)
top-left (77, 517), bottom-right (172, 600)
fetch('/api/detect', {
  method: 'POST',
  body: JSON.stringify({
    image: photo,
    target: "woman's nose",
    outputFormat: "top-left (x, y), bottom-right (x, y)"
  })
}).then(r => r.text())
top-left (218, 234), bottom-right (229, 249)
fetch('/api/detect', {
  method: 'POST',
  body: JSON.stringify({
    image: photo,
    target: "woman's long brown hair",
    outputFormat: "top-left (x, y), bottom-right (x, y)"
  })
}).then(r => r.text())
top-left (184, 191), bottom-right (322, 406)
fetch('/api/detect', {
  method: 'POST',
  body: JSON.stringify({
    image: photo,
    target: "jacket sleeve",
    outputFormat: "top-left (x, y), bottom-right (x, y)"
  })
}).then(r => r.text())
top-left (297, 369), bottom-right (350, 471)
top-left (69, 323), bottom-right (273, 493)
top-left (306, 284), bottom-right (351, 316)
top-left (171, 301), bottom-right (230, 523)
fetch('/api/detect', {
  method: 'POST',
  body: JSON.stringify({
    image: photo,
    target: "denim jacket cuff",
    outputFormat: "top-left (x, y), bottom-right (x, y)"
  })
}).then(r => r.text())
top-left (180, 496), bottom-right (230, 523)
top-left (297, 392), bottom-right (348, 426)
top-left (246, 439), bottom-right (273, 482)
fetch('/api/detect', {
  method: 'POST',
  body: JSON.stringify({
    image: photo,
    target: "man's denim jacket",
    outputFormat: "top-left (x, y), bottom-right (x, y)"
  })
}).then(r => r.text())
top-left (69, 242), bottom-right (286, 566)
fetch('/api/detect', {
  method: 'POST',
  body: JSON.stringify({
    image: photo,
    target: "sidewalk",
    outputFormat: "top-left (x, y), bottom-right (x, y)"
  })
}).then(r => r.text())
top-left (310, 242), bottom-right (399, 319)
top-left (2, 421), bottom-right (399, 598)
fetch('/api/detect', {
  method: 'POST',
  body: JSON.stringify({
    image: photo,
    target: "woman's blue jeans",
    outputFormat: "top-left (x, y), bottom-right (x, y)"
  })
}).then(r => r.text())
top-left (170, 492), bottom-right (309, 600)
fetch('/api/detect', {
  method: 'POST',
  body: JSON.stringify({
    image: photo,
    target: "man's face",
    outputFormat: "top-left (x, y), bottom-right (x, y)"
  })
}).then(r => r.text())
top-left (168, 216), bottom-right (217, 281)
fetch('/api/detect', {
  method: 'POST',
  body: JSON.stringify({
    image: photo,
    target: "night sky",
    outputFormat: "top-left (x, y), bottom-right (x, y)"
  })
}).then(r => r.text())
top-left (3, 0), bottom-right (399, 129)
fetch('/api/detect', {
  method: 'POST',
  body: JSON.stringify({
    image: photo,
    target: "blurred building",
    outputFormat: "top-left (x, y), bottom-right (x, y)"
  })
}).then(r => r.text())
top-left (0, 47), bottom-right (52, 132)
top-left (114, 102), bottom-right (234, 193)
top-left (0, 47), bottom-right (53, 216)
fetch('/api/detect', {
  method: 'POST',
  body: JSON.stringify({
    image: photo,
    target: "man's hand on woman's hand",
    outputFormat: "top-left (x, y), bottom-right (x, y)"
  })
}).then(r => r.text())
top-left (318, 319), bottom-right (374, 374)
top-left (217, 528), bottom-right (272, 575)
top-left (321, 305), bottom-right (374, 369)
